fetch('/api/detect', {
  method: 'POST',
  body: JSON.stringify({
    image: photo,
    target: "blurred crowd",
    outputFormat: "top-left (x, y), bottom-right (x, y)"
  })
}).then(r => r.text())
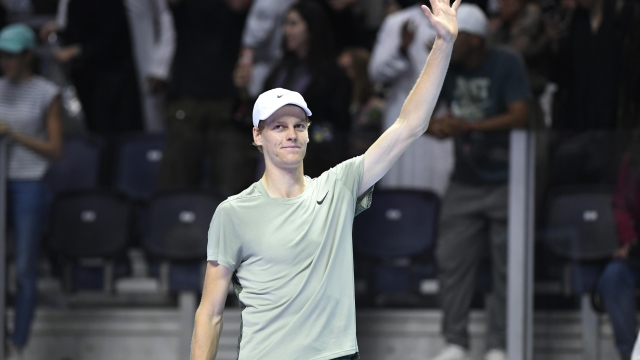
top-left (0, 0), bottom-right (639, 359)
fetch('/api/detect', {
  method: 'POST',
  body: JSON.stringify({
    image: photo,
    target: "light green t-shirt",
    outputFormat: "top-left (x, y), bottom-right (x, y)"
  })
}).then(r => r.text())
top-left (207, 155), bottom-right (372, 360)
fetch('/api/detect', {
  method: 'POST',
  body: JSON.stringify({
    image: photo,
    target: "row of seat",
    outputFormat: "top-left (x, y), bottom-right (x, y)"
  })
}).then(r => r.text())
top-left (38, 135), bottom-right (621, 306)
top-left (45, 134), bottom-right (166, 200)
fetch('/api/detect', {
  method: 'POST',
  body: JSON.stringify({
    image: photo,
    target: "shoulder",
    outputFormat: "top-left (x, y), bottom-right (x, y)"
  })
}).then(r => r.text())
top-left (224, 182), bottom-right (263, 205)
top-left (490, 46), bottom-right (525, 64)
top-left (31, 76), bottom-right (61, 96)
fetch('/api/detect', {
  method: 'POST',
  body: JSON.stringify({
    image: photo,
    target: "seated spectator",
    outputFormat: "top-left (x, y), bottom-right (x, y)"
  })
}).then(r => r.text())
top-left (157, 0), bottom-right (255, 196)
top-left (426, 4), bottom-right (531, 360)
top-left (263, 0), bottom-right (351, 178)
top-left (597, 130), bottom-right (640, 360)
top-left (337, 47), bottom-right (384, 157)
top-left (0, 23), bottom-right (62, 360)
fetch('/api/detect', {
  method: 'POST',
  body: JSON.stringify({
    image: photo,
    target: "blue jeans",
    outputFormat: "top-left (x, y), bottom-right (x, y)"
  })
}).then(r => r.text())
top-left (6, 180), bottom-right (47, 347)
top-left (597, 260), bottom-right (640, 357)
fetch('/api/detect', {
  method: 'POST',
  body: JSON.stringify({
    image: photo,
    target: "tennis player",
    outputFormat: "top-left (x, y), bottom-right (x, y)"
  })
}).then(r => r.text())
top-left (191, 0), bottom-right (461, 358)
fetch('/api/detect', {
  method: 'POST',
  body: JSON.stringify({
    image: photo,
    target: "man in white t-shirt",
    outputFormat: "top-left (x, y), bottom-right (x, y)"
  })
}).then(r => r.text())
top-left (190, 1), bottom-right (462, 359)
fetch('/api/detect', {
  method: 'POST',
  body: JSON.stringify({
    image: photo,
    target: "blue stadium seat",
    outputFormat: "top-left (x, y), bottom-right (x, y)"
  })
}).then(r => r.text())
top-left (142, 191), bottom-right (223, 292)
top-left (47, 192), bottom-right (134, 292)
top-left (353, 190), bottom-right (439, 305)
top-left (45, 136), bottom-right (104, 195)
top-left (114, 134), bottom-right (165, 201)
top-left (538, 185), bottom-right (617, 294)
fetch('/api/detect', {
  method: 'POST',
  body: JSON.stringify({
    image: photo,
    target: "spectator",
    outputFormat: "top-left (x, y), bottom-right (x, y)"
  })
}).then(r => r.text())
top-left (157, 0), bottom-right (255, 196)
top-left (52, 0), bottom-right (142, 134)
top-left (0, 23), bottom-right (62, 360)
top-left (551, 0), bottom-right (621, 130)
top-left (263, 0), bottom-right (351, 178)
top-left (337, 47), bottom-right (384, 157)
top-left (234, 0), bottom-right (297, 98)
top-left (124, 0), bottom-right (176, 132)
top-left (426, 4), bottom-right (530, 360)
top-left (596, 129), bottom-right (640, 360)
top-left (369, 0), bottom-right (454, 197)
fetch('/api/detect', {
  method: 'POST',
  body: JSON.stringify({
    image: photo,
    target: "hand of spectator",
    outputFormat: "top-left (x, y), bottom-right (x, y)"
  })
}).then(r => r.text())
top-left (400, 20), bottom-right (416, 55)
top-left (39, 21), bottom-right (58, 42)
top-left (439, 113), bottom-right (472, 137)
top-left (148, 77), bottom-right (167, 94)
top-left (614, 244), bottom-right (631, 259)
top-left (0, 122), bottom-right (13, 137)
top-left (421, 0), bottom-right (461, 43)
top-left (54, 45), bottom-right (81, 63)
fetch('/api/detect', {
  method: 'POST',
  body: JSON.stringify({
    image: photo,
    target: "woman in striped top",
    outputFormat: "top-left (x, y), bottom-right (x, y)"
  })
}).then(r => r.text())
top-left (0, 23), bottom-right (62, 359)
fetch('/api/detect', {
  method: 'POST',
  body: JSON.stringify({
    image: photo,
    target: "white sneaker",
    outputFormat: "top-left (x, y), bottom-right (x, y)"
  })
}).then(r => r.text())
top-left (484, 348), bottom-right (506, 360)
top-left (431, 344), bottom-right (469, 360)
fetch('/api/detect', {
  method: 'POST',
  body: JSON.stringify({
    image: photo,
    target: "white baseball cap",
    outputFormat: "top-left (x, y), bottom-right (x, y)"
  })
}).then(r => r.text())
top-left (457, 3), bottom-right (488, 39)
top-left (252, 88), bottom-right (313, 127)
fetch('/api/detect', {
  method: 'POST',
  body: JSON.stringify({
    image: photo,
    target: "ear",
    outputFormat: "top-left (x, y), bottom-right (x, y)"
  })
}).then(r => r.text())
top-left (253, 126), bottom-right (263, 146)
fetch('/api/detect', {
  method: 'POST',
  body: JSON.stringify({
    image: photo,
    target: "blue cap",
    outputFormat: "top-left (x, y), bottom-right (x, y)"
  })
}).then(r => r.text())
top-left (0, 24), bottom-right (36, 54)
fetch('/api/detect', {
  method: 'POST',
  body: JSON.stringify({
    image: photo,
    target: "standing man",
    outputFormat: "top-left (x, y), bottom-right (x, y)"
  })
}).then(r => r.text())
top-left (428, 4), bottom-right (531, 360)
top-left (369, 0), bottom-right (455, 197)
top-left (191, 0), bottom-right (462, 358)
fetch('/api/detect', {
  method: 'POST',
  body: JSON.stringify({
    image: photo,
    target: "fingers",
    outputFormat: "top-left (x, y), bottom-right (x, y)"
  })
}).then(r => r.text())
top-left (452, 0), bottom-right (462, 11)
top-left (421, 4), bottom-right (434, 21)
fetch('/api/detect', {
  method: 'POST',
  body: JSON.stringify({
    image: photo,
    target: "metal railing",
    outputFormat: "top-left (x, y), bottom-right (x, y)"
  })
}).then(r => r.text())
top-left (1, 135), bottom-right (8, 360)
top-left (507, 129), bottom-right (536, 360)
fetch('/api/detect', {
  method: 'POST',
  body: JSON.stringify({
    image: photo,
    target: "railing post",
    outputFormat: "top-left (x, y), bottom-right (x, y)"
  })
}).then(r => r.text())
top-left (507, 129), bottom-right (535, 360)
top-left (0, 135), bottom-right (8, 360)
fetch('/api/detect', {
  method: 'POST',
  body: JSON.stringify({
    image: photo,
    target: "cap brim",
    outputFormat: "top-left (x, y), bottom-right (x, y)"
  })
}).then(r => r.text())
top-left (260, 103), bottom-right (312, 123)
top-left (0, 41), bottom-right (24, 54)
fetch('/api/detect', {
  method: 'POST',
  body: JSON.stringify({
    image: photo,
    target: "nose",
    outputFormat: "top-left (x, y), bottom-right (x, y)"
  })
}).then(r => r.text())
top-left (285, 128), bottom-right (298, 142)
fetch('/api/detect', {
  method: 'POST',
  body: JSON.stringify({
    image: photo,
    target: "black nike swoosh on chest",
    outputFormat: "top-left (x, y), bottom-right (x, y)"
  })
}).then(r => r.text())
top-left (317, 191), bottom-right (329, 205)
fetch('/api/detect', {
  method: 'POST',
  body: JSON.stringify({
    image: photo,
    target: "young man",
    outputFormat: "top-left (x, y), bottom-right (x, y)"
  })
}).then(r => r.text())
top-left (191, 0), bottom-right (461, 358)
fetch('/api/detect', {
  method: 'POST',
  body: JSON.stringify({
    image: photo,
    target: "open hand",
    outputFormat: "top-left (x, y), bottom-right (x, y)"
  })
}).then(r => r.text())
top-left (421, 0), bottom-right (461, 43)
top-left (0, 122), bottom-right (12, 137)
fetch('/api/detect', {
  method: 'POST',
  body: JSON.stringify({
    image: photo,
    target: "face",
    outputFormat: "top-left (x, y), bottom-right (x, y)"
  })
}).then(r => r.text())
top-left (0, 51), bottom-right (30, 81)
top-left (498, 0), bottom-right (525, 21)
top-left (253, 105), bottom-right (309, 169)
top-left (283, 10), bottom-right (309, 54)
top-left (451, 32), bottom-right (483, 63)
top-left (451, 32), bottom-right (472, 63)
top-left (337, 51), bottom-right (355, 80)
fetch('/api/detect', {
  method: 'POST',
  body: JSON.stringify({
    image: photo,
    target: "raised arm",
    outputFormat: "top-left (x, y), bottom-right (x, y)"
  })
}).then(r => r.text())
top-left (191, 261), bottom-right (233, 360)
top-left (359, 0), bottom-right (461, 195)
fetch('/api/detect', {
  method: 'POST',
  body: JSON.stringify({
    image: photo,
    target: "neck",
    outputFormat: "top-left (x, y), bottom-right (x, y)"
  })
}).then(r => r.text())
top-left (261, 161), bottom-right (307, 198)
top-left (295, 45), bottom-right (308, 59)
top-left (462, 48), bottom-right (486, 70)
top-left (9, 69), bottom-right (32, 84)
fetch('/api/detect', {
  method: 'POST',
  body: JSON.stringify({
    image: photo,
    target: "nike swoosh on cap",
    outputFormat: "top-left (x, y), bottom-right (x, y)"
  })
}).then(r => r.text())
top-left (277, 94), bottom-right (284, 98)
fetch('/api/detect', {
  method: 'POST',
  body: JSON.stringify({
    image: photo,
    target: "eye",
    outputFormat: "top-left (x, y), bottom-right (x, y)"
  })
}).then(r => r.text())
top-left (295, 124), bottom-right (306, 130)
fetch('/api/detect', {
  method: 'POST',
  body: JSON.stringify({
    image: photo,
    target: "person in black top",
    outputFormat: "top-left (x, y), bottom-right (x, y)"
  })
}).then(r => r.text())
top-left (263, 0), bottom-right (351, 178)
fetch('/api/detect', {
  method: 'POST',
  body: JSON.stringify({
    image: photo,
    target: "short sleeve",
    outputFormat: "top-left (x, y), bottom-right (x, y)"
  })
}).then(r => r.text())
top-left (40, 80), bottom-right (60, 116)
top-left (207, 202), bottom-right (242, 271)
top-left (331, 155), bottom-right (374, 216)
top-left (502, 51), bottom-right (532, 105)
